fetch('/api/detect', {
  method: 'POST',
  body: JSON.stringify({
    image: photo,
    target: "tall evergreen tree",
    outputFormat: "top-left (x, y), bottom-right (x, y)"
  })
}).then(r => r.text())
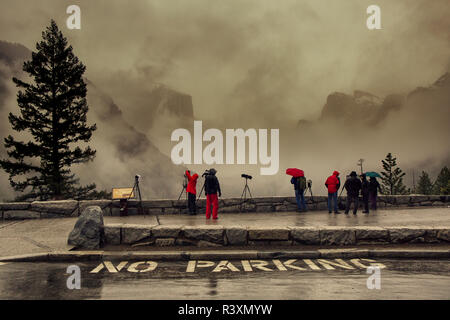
top-left (433, 166), bottom-right (450, 195)
top-left (417, 171), bottom-right (433, 195)
top-left (0, 20), bottom-right (97, 201)
top-left (380, 153), bottom-right (408, 195)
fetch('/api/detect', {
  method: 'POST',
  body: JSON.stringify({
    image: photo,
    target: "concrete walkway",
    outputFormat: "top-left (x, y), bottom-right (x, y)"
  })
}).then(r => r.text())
top-left (105, 207), bottom-right (450, 227)
top-left (0, 207), bottom-right (448, 258)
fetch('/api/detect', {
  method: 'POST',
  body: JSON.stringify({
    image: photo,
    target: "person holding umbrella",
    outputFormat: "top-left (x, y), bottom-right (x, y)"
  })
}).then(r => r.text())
top-left (286, 168), bottom-right (308, 212)
top-left (360, 173), bottom-right (370, 214)
top-left (366, 172), bottom-right (382, 210)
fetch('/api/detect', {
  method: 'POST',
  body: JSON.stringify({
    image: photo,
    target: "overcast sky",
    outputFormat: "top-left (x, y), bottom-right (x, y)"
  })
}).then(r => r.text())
top-left (1, 0), bottom-right (449, 125)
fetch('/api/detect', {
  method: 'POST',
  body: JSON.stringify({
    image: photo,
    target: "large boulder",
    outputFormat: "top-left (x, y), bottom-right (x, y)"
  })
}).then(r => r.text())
top-left (68, 206), bottom-right (105, 249)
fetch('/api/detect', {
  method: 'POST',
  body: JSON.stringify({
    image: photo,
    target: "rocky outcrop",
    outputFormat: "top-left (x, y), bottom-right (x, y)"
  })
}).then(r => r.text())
top-left (308, 72), bottom-right (449, 129)
top-left (319, 90), bottom-right (400, 126)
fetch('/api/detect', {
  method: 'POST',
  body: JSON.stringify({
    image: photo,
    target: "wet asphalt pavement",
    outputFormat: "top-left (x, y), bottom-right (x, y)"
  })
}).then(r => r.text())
top-left (0, 259), bottom-right (448, 299)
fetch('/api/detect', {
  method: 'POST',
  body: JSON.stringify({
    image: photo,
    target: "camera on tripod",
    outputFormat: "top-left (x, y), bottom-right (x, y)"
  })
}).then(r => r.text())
top-left (118, 174), bottom-right (143, 216)
top-left (240, 173), bottom-right (253, 203)
top-left (202, 169), bottom-right (211, 177)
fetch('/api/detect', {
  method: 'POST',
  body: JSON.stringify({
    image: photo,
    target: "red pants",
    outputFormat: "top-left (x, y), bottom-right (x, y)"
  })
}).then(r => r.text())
top-left (206, 194), bottom-right (219, 219)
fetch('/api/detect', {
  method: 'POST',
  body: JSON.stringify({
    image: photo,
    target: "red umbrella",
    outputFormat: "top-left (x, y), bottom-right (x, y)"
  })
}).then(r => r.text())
top-left (286, 168), bottom-right (304, 177)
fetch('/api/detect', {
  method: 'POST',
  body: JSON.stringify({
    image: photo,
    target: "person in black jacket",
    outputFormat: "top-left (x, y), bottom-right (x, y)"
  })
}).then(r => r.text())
top-left (291, 174), bottom-right (308, 212)
top-left (360, 174), bottom-right (370, 214)
top-left (344, 171), bottom-right (362, 215)
top-left (204, 168), bottom-right (221, 220)
top-left (368, 177), bottom-right (382, 210)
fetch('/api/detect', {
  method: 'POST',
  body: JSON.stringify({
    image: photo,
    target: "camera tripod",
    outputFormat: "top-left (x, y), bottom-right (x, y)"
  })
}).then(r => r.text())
top-left (240, 176), bottom-right (253, 202)
top-left (197, 180), bottom-right (206, 200)
top-left (131, 175), bottom-right (144, 215)
top-left (178, 176), bottom-right (188, 201)
top-left (121, 175), bottom-right (144, 216)
top-left (306, 179), bottom-right (314, 203)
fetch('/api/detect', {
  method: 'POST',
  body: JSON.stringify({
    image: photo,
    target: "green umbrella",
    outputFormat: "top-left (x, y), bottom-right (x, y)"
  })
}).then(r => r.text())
top-left (365, 171), bottom-right (381, 178)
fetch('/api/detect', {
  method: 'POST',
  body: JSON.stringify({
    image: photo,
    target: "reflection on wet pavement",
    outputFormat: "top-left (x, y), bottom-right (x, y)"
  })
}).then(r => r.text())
top-left (0, 259), bottom-right (448, 299)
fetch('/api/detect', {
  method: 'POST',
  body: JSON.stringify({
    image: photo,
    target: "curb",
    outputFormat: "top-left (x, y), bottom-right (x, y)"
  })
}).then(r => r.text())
top-left (105, 224), bottom-right (450, 247)
top-left (1, 248), bottom-right (449, 262)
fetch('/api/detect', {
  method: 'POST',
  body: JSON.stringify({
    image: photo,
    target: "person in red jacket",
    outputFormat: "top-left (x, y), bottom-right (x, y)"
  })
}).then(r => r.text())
top-left (185, 170), bottom-right (198, 215)
top-left (325, 170), bottom-right (341, 214)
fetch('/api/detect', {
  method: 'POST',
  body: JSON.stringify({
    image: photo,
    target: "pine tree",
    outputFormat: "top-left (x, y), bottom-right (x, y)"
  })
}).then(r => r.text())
top-left (433, 166), bottom-right (450, 195)
top-left (380, 153), bottom-right (408, 195)
top-left (417, 171), bottom-right (433, 195)
top-left (0, 20), bottom-right (98, 201)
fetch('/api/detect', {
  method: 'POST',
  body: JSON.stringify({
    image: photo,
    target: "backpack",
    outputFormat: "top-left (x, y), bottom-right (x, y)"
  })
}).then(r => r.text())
top-left (297, 176), bottom-right (307, 191)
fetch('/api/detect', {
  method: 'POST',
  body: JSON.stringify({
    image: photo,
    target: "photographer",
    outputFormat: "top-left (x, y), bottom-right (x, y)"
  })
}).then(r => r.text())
top-left (290, 171), bottom-right (308, 212)
top-left (185, 170), bottom-right (198, 215)
top-left (344, 171), bottom-right (362, 215)
top-left (204, 168), bottom-right (221, 220)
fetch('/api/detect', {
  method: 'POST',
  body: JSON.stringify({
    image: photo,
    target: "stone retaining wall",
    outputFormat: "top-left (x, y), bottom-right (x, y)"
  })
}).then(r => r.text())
top-left (1, 195), bottom-right (448, 220)
top-left (104, 225), bottom-right (450, 247)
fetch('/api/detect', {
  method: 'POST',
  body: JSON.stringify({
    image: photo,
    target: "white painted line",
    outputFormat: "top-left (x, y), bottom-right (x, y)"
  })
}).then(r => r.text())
top-left (0, 262), bottom-right (8, 266)
top-left (90, 261), bottom-right (129, 273)
top-left (282, 259), bottom-right (307, 271)
top-left (241, 260), bottom-right (253, 272)
top-left (303, 259), bottom-right (321, 270)
top-left (247, 260), bottom-right (273, 272)
top-left (272, 259), bottom-right (288, 271)
top-left (186, 260), bottom-right (215, 273)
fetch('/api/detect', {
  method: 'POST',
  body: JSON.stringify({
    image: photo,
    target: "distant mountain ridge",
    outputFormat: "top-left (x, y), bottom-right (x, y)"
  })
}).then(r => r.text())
top-left (301, 71), bottom-right (450, 127)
